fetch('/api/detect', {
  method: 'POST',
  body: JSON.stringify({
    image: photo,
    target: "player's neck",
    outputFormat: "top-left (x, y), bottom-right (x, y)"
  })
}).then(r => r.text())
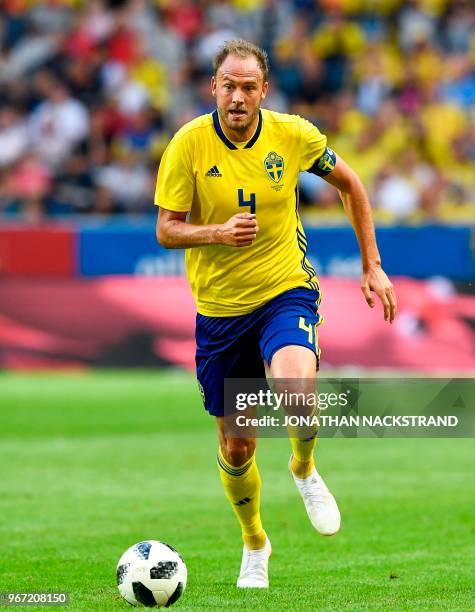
top-left (221, 113), bottom-right (260, 143)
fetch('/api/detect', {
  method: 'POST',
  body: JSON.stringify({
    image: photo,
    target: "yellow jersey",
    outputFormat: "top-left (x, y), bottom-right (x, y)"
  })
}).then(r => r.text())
top-left (155, 108), bottom-right (330, 316)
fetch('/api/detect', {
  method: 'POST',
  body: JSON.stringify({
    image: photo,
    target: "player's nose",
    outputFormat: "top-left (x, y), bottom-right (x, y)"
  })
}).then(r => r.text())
top-left (232, 88), bottom-right (244, 103)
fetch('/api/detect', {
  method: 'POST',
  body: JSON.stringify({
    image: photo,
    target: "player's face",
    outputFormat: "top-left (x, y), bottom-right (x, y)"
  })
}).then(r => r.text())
top-left (212, 54), bottom-right (268, 140)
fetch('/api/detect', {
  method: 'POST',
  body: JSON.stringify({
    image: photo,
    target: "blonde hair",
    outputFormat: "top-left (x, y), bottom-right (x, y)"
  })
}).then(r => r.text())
top-left (213, 39), bottom-right (269, 82)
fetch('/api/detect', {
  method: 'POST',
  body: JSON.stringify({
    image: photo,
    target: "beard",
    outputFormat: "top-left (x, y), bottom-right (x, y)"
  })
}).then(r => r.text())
top-left (217, 104), bottom-right (259, 135)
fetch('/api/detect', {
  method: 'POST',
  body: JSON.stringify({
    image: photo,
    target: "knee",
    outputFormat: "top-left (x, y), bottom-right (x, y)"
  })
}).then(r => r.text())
top-left (222, 437), bottom-right (256, 467)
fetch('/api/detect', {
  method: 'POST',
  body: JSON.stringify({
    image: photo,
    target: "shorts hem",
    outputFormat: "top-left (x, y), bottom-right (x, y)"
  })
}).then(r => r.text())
top-left (267, 341), bottom-right (320, 370)
top-left (205, 406), bottom-right (224, 417)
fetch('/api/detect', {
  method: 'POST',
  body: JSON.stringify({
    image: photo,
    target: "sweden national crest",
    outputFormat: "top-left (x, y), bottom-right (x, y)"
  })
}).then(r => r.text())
top-left (264, 151), bottom-right (284, 183)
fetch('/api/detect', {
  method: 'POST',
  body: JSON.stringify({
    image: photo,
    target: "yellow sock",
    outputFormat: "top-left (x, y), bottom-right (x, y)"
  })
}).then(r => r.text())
top-left (289, 407), bottom-right (318, 478)
top-left (217, 446), bottom-right (266, 550)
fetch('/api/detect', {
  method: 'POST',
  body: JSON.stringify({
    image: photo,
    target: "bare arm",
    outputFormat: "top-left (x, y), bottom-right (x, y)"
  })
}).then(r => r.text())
top-left (156, 207), bottom-right (259, 249)
top-left (323, 155), bottom-right (397, 323)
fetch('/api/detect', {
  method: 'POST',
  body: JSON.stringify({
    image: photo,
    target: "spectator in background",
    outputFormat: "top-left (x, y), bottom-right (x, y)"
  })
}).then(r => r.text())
top-left (28, 79), bottom-right (89, 168)
top-left (355, 44), bottom-right (392, 116)
top-left (5, 153), bottom-right (51, 220)
top-left (51, 145), bottom-right (95, 214)
top-left (374, 164), bottom-right (420, 220)
top-left (93, 143), bottom-right (152, 214)
top-left (0, 105), bottom-right (28, 168)
top-left (0, 18), bottom-right (61, 83)
top-left (398, 0), bottom-right (438, 52)
top-left (444, 0), bottom-right (474, 53)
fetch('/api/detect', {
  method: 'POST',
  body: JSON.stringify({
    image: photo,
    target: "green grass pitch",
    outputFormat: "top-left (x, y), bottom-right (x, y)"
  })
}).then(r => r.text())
top-left (1, 371), bottom-right (474, 610)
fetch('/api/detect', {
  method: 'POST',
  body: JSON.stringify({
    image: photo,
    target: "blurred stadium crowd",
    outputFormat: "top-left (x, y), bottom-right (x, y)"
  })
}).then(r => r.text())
top-left (0, 0), bottom-right (473, 221)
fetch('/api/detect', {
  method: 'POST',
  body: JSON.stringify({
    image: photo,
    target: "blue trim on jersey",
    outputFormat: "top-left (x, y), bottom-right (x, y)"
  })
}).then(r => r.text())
top-left (212, 110), bottom-right (262, 150)
top-left (244, 110), bottom-right (262, 149)
top-left (212, 111), bottom-right (237, 150)
top-left (294, 186), bottom-right (319, 291)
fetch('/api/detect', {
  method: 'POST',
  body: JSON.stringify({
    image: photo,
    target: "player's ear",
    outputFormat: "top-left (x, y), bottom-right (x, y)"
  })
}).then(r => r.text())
top-left (211, 76), bottom-right (217, 97)
top-left (261, 81), bottom-right (269, 100)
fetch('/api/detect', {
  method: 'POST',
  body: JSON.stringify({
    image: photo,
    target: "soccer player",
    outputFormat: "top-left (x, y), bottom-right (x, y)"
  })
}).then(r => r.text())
top-left (155, 39), bottom-right (397, 588)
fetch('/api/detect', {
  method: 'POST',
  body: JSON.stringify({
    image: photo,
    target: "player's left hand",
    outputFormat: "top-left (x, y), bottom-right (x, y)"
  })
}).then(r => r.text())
top-left (360, 265), bottom-right (397, 323)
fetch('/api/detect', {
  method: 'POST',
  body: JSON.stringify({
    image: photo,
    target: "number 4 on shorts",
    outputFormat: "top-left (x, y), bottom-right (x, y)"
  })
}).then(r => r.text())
top-left (299, 316), bottom-right (317, 347)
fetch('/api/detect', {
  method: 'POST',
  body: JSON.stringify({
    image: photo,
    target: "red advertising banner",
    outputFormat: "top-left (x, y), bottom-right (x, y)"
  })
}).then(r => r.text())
top-left (0, 277), bottom-right (473, 372)
top-left (0, 226), bottom-right (76, 277)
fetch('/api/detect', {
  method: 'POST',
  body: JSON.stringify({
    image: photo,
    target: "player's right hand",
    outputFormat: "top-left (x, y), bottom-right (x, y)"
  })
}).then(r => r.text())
top-left (216, 213), bottom-right (259, 247)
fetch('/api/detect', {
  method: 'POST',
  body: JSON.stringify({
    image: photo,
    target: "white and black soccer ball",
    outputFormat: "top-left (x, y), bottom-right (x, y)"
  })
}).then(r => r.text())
top-left (117, 540), bottom-right (187, 607)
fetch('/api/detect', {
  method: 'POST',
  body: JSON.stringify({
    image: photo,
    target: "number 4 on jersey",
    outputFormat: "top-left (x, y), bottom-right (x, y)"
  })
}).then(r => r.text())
top-left (238, 189), bottom-right (256, 214)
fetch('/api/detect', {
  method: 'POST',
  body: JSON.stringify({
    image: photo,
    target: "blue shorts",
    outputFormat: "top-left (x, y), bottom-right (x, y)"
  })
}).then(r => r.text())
top-left (195, 287), bottom-right (322, 417)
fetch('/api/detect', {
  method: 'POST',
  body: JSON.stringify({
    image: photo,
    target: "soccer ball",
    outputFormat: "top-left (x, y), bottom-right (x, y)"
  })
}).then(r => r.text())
top-left (117, 540), bottom-right (187, 607)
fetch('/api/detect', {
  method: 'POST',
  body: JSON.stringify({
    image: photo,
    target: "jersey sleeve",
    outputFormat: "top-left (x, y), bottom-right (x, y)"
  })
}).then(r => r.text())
top-left (298, 116), bottom-right (328, 172)
top-left (154, 133), bottom-right (194, 212)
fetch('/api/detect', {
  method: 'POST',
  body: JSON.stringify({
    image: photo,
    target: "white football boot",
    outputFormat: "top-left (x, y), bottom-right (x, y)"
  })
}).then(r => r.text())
top-left (289, 456), bottom-right (341, 536)
top-left (237, 537), bottom-right (272, 588)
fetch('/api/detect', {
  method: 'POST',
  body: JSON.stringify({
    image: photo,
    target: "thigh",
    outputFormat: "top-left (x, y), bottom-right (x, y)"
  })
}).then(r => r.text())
top-left (269, 345), bottom-right (317, 379)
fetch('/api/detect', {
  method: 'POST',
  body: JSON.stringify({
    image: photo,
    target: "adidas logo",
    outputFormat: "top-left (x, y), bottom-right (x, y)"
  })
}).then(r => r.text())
top-left (206, 165), bottom-right (222, 177)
